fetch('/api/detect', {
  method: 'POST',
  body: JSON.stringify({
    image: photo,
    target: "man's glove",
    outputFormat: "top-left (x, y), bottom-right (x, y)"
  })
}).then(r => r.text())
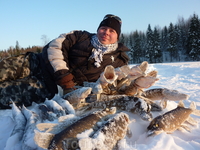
top-left (56, 73), bottom-right (75, 90)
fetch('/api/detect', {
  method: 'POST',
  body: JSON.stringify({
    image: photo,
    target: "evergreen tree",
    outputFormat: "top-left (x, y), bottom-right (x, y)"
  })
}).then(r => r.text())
top-left (117, 13), bottom-right (199, 63)
top-left (153, 27), bottom-right (162, 63)
top-left (119, 33), bottom-right (125, 44)
top-left (178, 29), bottom-right (186, 61)
top-left (174, 25), bottom-right (182, 61)
top-left (146, 24), bottom-right (154, 63)
top-left (132, 30), bottom-right (142, 63)
top-left (167, 23), bottom-right (178, 62)
top-left (177, 16), bottom-right (190, 60)
top-left (15, 41), bottom-right (21, 56)
top-left (128, 32), bottom-right (135, 63)
top-left (187, 14), bottom-right (200, 61)
top-left (161, 26), bottom-right (168, 62)
top-left (139, 32), bottom-right (147, 62)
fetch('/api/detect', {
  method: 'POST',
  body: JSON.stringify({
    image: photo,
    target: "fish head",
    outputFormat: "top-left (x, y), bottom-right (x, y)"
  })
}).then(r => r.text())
top-left (79, 87), bottom-right (92, 99)
top-left (99, 65), bottom-right (118, 86)
top-left (147, 116), bottom-right (164, 136)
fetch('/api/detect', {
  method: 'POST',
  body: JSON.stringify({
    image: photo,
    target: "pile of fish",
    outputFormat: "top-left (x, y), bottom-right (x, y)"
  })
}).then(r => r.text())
top-left (6, 61), bottom-right (200, 150)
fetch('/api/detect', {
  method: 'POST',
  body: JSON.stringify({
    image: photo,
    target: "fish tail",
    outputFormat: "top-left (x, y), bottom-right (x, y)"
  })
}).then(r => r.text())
top-left (188, 101), bottom-right (200, 116)
top-left (139, 61), bottom-right (148, 73)
top-left (192, 109), bottom-right (200, 116)
top-left (34, 130), bottom-right (54, 149)
top-left (190, 101), bottom-right (196, 110)
top-left (147, 70), bottom-right (158, 77)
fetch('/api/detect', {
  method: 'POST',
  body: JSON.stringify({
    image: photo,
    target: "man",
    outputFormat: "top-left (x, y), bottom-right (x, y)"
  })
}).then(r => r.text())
top-left (0, 14), bottom-right (130, 109)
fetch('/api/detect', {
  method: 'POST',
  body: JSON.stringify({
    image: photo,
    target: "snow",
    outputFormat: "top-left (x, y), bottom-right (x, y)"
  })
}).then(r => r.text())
top-left (0, 61), bottom-right (200, 150)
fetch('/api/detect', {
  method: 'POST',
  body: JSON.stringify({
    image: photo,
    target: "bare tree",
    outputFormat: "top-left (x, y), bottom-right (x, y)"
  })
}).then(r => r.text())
top-left (41, 35), bottom-right (50, 46)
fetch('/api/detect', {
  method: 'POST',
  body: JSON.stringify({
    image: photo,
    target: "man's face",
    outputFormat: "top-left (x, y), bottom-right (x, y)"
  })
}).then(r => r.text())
top-left (97, 26), bottom-right (118, 45)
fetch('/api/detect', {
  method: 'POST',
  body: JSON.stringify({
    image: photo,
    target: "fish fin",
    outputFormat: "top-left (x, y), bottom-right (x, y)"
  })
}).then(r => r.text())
top-left (192, 109), bottom-right (200, 116)
top-left (179, 124), bottom-right (191, 132)
top-left (34, 130), bottom-right (54, 149)
top-left (57, 85), bottom-right (63, 97)
top-left (36, 123), bottom-right (58, 132)
top-left (186, 116), bottom-right (197, 125)
top-left (189, 101), bottom-right (196, 110)
top-left (76, 104), bottom-right (92, 114)
top-left (126, 127), bottom-right (132, 138)
top-left (160, 99), bottom-right (167, 109)
top-left (178, 101), bottom-right (185, 107)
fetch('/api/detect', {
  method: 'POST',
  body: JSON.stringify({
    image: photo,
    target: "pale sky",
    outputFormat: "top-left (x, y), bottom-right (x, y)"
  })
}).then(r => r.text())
top-left (0, 0), bottom-right (200, 50)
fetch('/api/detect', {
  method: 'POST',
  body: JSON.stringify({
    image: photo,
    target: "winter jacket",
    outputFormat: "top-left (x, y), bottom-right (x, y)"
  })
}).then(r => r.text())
top-left (39, 30), bottom-right (130, 98)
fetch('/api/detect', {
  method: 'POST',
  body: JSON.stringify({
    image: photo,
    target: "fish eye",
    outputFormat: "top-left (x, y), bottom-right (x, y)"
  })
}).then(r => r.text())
top-left (153, 123), bottom-right (158, 128)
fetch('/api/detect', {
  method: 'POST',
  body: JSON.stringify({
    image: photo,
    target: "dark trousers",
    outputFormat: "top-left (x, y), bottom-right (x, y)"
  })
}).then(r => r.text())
top-left (0, 53), bottom-right (51, 109)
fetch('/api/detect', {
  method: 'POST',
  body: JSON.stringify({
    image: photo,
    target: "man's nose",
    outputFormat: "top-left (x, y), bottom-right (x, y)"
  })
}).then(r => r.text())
top-left (104, 29), bottom-right (109, 35)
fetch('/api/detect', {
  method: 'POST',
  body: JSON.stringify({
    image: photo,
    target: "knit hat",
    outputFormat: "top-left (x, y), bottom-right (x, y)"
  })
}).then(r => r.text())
top-left (97, 14), bottom-right (122, 38)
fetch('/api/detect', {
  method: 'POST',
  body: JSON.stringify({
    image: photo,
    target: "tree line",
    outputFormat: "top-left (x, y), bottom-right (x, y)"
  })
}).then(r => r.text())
top-left (0, 34), bottom-right (49, 60)
top-left (119, 13), bottom-right (200, 64)
top-left (1, 13), bottom-right (200, 63)
top-left (0, 42), bottom-right (42, 60)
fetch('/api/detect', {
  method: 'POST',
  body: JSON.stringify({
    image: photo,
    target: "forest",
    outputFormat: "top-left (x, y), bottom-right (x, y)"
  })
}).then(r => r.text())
top-left (120, 13), bottom-right (200, 63)
top-left (0, 13), bottom-right (200, 64)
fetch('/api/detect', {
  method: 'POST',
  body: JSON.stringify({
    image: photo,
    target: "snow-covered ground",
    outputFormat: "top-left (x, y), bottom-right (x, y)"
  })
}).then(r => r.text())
top-left (0, 61), bottom-right (200, 150)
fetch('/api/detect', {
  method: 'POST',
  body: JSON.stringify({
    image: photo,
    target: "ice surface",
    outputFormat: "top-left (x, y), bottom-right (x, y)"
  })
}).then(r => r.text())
top-left (0, 62), bottom-right (200, 150)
